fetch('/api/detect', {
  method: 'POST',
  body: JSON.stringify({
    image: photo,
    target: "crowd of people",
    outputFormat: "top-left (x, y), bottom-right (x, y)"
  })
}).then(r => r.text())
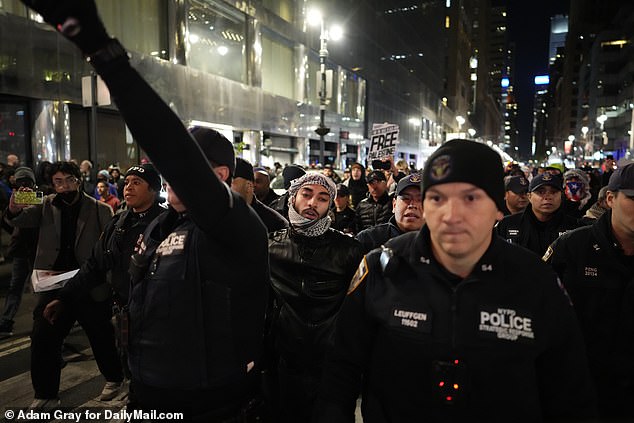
top-left (0, 0), bottom-right (632, 421)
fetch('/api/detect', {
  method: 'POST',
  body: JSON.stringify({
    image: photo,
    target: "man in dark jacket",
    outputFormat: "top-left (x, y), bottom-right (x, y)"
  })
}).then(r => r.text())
top-left (6, 161), bottom-right (119, 409)
top-left (232, 157), bottom-right (288, 233)
top-left (331, 184), bottom-right (356, 234)
top-left (253, 167), bottom-right (279, 206)
top-left (314, 139), bottom-right (596, 422)
top-left (0, 167), bottom-right (39, 337)
top-left (355, 173), bottom-right (424, 254)
top-left (343, 162), bottom-right (368, 208)
top-left (19, 2), bottom-right (270, 419)
top-left (355, 170), bottom-right (393, 231)
top-left (496, 173), bottom-right (579, 256)
top-left (545, 162), bottom-right (634, 419)
top-left (267, 172), bottom-right (362, 422)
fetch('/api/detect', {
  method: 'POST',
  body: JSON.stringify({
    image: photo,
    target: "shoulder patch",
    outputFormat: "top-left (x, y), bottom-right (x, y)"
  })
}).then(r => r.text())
top-left (348, 256), bottom-right (369, 295)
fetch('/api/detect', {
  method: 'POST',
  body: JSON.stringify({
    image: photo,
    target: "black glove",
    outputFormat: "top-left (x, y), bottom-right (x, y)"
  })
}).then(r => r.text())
top-left (20, 0), bottom-right (110, 55)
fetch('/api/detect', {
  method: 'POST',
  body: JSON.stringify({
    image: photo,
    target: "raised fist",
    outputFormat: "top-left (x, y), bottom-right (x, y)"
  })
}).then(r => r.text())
top-left (20, 0), bottom-right (110, 55)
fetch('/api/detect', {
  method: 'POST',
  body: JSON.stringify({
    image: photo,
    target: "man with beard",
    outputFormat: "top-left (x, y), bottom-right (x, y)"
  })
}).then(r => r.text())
top-left (355, 173), bottom-right (424, 254)
top-left (6, 161), bottom-right (121, 409)
top-left (267, 172), bottom-right (362, 422)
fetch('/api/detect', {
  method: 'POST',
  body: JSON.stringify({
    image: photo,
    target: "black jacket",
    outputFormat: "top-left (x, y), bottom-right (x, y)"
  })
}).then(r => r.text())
top-left (58, 203), bottom-right (165, 304)
top-left (251, 198), bottom-right (288, 233)
top-left (545, 210), bottom-right (634, 418)
top-left (92, 45), bottom-right (270, 412)
top-left (346, 177), bottom-right (368, 209)
top-left (332, 206), bottom-right (356, 235)
top-left (495, 205), bottom-right (579, 257)
top-left (355, 192), bottom-right (393, 232)
top-left (314, 227), bottom-right (596, 422)
top-left (355, 215), bottom-right (403, 254)
top-left (268, 227), bottom-right (362, 369)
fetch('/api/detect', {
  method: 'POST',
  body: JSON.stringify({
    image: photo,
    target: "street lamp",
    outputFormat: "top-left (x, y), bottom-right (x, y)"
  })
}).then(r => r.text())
top-left (309, 8), bottom-right (343, 165)
top-left (467, 128), bottom-right (476, 138)
top-left (456, 115), bottom-right (465, 133)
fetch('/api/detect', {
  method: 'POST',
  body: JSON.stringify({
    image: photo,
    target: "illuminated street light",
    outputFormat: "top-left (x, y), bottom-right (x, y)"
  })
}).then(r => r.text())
top-left (581, 126), bottom-right (589, 138)
top-left (455, 115), bottom-right (465, 131)
top-left (568, 135), bottom-right (575, 142)
top-left (597, 114), bottom-right (608, 129)
top-left (309, 7), bottom-right (343, 165)
top-left (467, 128), bottom-right (476, 138)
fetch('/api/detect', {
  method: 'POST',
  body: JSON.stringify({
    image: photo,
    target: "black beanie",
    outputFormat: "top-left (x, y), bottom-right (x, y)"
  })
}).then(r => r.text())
top-left (234, 157), bottom-right (254, 181)
top-left (189, 127), bottom-right (236, 176)
top-left (422, 139), bottom-right (505, 211)
top-left (125, 163), bottom-right (162, 192)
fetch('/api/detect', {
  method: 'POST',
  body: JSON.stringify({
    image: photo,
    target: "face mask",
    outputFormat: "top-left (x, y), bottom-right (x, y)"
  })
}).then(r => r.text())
top-left (565, 181), bottom-right (583, 201)
top-left (56, 190), bottom-right (79, 203)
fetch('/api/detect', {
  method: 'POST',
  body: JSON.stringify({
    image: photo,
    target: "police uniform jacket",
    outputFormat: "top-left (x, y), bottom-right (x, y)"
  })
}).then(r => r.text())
top-left (355, 215), bottom-right (404, 255)
top-left (545, 210), bottom-right (634, 417)
top-left (90, 47), bottom-right (270, 411)
top-left (355, 192), bottom-right (393, 232)
top-left (314, 226), bottom-right (596, 422)
top-left (495, 203), bottom-right (579, 256)
top-left (58, 203), bottom-right (165, 304)
top-left (268, 227), bottom-right (362, 369)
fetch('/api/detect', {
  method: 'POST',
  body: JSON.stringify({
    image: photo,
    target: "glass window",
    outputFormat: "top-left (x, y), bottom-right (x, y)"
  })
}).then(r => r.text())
top-left (339, 69), bottom-right (366, 120)
top-left (187, 0), bottom-right (246, 83)
top-left (261, 33), bottom-right (294, 99)
top-left (96, 0), bottom-right (168, 59)
top-left (262, 0), bottom-right (294, 22)
top-left (0, 0), bottom-right (27, 17)
top-left (0, 101), bottom-right (28, 165)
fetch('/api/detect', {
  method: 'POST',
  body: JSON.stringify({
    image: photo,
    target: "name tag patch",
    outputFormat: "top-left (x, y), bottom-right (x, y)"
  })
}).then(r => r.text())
top-left (478, 307), bottom-right (534, 342)
top-left (156, 231), bottom-right (187, 256)
top-left (390, 307), bottom-right (432, 333)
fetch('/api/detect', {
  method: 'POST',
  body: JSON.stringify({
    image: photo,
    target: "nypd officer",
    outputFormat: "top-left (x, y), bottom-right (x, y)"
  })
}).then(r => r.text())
top-left (314, 140), bottom-right (596, 422)
top-left (17, 0), bottom-right (270, 420)
top-left (545, 162), bottom-right (634, 419)
top-left (42, 164), bottom-right (165, 399)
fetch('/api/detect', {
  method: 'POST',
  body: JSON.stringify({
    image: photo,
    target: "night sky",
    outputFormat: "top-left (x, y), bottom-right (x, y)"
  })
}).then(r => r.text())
top-left (508, 0), bottom-right (570, 158)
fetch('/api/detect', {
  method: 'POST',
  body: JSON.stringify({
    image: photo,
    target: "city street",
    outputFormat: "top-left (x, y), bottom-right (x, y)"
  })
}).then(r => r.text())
top-left (0, 258), bottom-right (128, 422)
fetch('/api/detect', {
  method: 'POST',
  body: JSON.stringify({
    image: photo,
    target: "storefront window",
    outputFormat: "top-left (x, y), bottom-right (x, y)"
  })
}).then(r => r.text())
top-left (187, 0), bottom-right (246, 83)
top-left (261, 32), bottom-right (294, 99)
top-left (262, 0), bottom-right (294, 23)
top-left (0, 101), bottom-right (27, 164)
top-left (0, 0), bottom-right (27, 17)
top-left (96, 0), bottom-right (168, 59)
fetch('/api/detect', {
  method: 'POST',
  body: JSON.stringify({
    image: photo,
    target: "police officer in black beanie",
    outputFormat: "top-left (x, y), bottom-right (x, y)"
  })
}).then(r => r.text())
top-left (16, 1), bottom-right (270, 419)
top-left (314, 139), bottom-right (597, 422)
top-left (42, 163), bottom-right (166, 398)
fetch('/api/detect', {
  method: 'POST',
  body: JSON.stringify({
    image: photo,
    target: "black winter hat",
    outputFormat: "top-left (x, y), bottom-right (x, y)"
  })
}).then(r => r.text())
top-left (422, 139), bottom-right (505, 211)
top-left (234, 157), bottom-right (254, 181)
top-left (282, 165), bottom-right (306, 189)
top-left (125, 164), bottom-right (162, 192)
top-left (189, 127), bottom-right (236, 175)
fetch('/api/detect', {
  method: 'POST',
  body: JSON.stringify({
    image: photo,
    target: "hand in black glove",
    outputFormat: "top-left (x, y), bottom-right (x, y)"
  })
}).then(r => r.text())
top-left (20, 0), bottom-right (110, 55)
